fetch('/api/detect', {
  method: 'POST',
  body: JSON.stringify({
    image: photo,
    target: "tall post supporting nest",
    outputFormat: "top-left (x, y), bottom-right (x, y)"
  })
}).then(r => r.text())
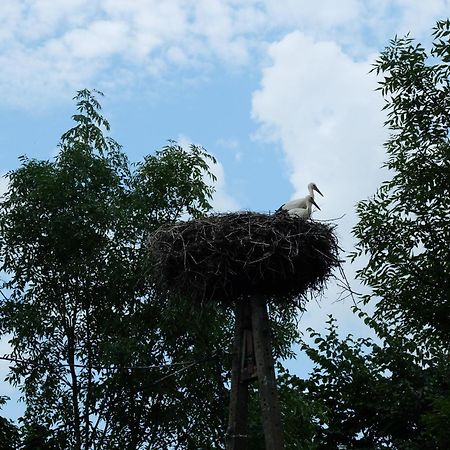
top-left (226, 296), bottom-right (284, 450)
top-left (149, 212), bottom-right (340, 448)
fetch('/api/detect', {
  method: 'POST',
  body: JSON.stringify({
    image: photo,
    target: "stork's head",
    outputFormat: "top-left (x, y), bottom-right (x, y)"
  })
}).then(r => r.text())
top-left (308, 182), bottom-right (324, 197)
top-left (306, 195), bottom-right (321, 210)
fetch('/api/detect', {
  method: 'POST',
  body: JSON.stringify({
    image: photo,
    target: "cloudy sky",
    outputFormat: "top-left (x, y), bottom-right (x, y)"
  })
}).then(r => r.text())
top-left (1, 0), bottom-right (449, 420)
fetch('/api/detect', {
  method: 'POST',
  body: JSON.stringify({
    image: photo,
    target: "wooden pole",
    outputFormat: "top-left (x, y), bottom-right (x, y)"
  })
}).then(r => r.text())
top-left (226, 301), bottom-right (250, 449)
top-left (251, 295), bottom-right (284, 449)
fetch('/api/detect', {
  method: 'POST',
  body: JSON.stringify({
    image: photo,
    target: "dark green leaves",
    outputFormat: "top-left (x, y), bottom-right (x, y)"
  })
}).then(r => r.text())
top-left (135, 140), bottom-right (217, 225)
top-left (300, 314), bottom-right (450, 449)
top-left (0, 89), bottom-right (231, 449)
top-left (353, 20), bottom-right (450, 342)
top-left (298, 20), bottom-right (450, 449)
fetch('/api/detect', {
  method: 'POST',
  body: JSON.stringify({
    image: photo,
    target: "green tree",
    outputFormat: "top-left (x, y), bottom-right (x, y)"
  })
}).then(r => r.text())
top-left (0, 396), bottom-right (20, 449)
top-left (0, 89), bottom-right (229, 449)
top-left (300, 315), bottom-right (450, 449)
top-left (0, 90), bottom-right (302, 449)
top-left (352, 19), bottom-right (450, 342)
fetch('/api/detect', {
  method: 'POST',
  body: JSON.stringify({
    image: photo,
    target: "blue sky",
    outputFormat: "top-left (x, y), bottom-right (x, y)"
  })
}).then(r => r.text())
top-left (1, 0), bottom-right (449, 420)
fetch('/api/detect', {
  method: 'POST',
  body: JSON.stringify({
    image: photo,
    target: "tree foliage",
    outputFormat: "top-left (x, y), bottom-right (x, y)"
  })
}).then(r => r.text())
top-left (0, 396), bottom-right (20, 449)
top-left (301, 314), bottom-right (450, 449)
top-left (0, 89), bottom-right (302, 449)
top-left (295, 20), bottom-right (450, 449)
top-left (0, 89), bottom-right (230, 449)
top-left (351, 20), bottom-right (450, 342)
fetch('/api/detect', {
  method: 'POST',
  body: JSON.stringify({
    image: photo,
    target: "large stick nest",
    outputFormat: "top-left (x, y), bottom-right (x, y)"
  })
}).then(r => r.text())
top-left (149, 212), bottom-right (340, 306)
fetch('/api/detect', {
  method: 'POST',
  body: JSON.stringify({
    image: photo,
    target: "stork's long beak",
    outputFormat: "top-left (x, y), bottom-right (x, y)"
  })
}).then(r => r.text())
top-left (312, 199), bottom-right (321, 210)
top-left (314, 186), bottom-right (324, 197)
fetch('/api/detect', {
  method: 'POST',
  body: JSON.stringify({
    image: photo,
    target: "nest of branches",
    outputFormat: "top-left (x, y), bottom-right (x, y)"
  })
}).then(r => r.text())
top-left (149, 212), bottom-right (340, 306)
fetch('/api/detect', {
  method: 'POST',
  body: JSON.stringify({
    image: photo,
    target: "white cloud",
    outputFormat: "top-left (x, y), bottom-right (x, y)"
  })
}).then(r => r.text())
top-left (0, 173), bottom-right (9, 198)
top-left (216, 138), bottom-right (243, 162)
top-left (55, 20), bottom-right (129, 60)
top-left (0, 0), bottom-right (263, 107)
top-left (177, 135), bottom-right (239, 213)
top-left (395, 0), bottom-right (450, 37)
top-left (209, 160), bottom-right (240, 212)
top-left (251, 31), bottom-right (389, 336)
top-left (1, 0), bottom-right (449, 107)
top-left (252, 32), bottom-right (387, 236)
top-left (265, 0), bottom-right (360, 29)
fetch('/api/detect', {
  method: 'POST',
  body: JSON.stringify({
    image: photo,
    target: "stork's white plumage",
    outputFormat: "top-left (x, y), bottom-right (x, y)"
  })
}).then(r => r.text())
top-left (287, 195), bottom-right (320, 219)
top-left (278, 182), bottom-right (323, 211)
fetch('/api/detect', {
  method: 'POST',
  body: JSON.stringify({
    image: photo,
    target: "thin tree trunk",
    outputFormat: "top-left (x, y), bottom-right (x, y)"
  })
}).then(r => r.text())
top-left (68, 325), bottom-right (82, 450)
top-left (84, 306), bottom-right (93, 450)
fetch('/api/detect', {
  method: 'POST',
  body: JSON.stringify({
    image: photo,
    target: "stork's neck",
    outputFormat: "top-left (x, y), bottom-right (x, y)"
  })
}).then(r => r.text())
top-left (308, 185), bottom-right (314, 197)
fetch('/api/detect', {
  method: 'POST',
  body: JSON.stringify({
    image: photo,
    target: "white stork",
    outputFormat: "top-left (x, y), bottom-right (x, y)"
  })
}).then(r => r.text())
top-left (287, 195), bottom-right (320, 219)
top-left (277, 182), bottom-right (323, 212)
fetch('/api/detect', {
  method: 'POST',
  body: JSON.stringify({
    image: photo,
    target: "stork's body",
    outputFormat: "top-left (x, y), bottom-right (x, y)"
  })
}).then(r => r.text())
top-left (278, 182), bottom-right (323, 211)
top-left (287, 195), bottom-right (320, 219)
